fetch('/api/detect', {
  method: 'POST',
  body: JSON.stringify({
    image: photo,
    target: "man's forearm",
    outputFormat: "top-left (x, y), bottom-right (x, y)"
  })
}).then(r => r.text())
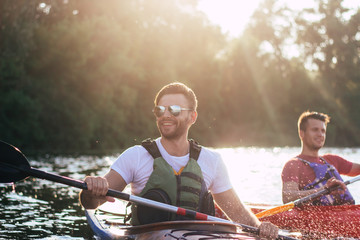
top-left (227, 202), bottom-right (261, 227)
top-left (214, 189), bottom-right (261, 227)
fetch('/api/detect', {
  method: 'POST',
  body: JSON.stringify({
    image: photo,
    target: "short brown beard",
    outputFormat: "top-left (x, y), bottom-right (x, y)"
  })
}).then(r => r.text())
top-left (158, 116), bottom-right (191, 140)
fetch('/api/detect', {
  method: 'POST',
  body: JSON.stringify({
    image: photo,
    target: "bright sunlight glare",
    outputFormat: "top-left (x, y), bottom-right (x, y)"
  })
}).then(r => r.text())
top-left (197, 0), bottom-right (360, 38)
top-left (197, 0), bottom-right (259, 37)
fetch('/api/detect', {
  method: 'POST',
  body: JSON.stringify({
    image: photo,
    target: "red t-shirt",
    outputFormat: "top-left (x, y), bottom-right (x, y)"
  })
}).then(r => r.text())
top-left (282, 154), bottom-right (353, 189)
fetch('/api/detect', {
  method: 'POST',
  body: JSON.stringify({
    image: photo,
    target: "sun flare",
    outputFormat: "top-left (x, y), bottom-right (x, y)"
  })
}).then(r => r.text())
top-left (197, 0), bottom-right (359, 38)
top-left (197, 0), bottom-right (261, 37)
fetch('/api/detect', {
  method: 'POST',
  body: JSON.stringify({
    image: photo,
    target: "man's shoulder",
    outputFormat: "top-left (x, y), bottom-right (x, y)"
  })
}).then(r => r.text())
top-left (197, 146), bottom-right (222, 163)
top-left (119, 144), bottom-right (149, 158)
top-left (199, 145), bottom-right (220, 155)
top-left (322, 153), bottom-right (353, 174)
top-left (284, 156), bottom-right (302, 164)
top-left (282, 156), bottom-right (304, 170)
top-left (322, 153), bottom-right (341, 158)
top-left (125, 144), bottom-right (147, 151)
top-left (322, 153), bottom-right (350, 166)
top-left (322, 153), bottom-right (344, 162)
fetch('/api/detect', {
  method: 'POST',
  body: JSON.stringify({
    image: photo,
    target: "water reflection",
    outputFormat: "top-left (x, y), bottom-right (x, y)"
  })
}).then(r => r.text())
top-left (0, 154), bottom-right (107, 239)
top-left (0, 187), bottom-right (89, 239)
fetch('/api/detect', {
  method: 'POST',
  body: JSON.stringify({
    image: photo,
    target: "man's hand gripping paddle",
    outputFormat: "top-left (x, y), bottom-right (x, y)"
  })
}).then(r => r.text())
top-left (256, 175), bottom-right (360, 219)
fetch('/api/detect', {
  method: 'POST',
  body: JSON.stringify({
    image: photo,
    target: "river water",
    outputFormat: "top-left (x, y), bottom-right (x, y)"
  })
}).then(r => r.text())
top-left (1, 147), bottom-right (360, 239)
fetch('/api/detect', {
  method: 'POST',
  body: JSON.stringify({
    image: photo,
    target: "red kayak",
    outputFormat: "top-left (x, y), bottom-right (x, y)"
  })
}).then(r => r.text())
top-left (250, 204), bottom-right (360, 239)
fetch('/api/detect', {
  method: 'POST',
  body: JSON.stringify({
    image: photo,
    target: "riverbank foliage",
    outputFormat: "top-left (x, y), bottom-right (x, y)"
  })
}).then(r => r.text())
top-left (1, 0), bottom-right (360, 153)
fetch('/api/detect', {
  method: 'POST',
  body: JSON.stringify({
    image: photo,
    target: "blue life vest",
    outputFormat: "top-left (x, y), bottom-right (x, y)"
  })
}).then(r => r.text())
top-left (297, 157), bottom-right (355, 205)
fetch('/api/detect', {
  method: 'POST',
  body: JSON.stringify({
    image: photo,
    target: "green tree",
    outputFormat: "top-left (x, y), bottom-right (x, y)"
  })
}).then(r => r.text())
top-left (295, 0), bottom-right (360, 145)
top-left (1, 0), bottom-right (227, 152)
top-left (217, 0), bottom-right (325, 146)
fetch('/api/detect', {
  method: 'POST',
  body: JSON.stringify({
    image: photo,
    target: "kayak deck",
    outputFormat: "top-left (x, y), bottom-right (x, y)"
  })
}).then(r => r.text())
top-left (250, 203), bottom-right (360, 239)
top-left (85, 208), bottom-right (262, 240)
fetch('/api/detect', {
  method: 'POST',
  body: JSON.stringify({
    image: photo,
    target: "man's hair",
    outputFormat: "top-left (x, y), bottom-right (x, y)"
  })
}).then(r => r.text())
top-left (154, 82), bottom-right (198, 110)
top-left (298, 111), bottom-right (331, 131)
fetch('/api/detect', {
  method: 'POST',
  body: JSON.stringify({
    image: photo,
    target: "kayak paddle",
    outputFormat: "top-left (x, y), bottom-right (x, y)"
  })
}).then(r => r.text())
top-left (0, 140), bottom-right (296, 240)
top-left (256, 175), bottom-right (360, 219)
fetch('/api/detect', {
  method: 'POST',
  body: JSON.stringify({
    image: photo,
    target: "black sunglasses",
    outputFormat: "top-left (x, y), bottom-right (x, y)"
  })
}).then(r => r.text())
top-left (152, 105), bottom-right (193, 117)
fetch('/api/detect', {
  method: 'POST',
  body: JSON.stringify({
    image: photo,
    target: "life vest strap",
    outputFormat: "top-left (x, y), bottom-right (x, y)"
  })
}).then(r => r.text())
top-left (181, 172), bottom-right (202, 183)
top-left (180, 186), bottom-right (201, 195)
top-left (189, 139), bottom-right (201, 160)
top-left (142, 138), bottom-right (202, 161)
top-left (142, 138), bottom-right (162, 159)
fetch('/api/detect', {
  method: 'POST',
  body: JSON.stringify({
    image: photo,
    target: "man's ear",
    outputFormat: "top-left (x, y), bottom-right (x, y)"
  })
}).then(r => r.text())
top-left (299, 129), bottom-right (304, 140)
top-left (191, 111), bottom-right (197, 124)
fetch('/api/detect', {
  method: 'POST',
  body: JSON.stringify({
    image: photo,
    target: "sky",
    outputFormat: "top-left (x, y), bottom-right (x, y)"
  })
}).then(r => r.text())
top-left (197, 0), bottom-right (360, 38)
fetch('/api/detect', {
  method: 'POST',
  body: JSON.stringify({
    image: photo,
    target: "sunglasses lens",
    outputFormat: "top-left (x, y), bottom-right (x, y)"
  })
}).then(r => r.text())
top-left (153, 105), bottom-right (187, 117)
top-left (153, 106), bottom-right (165, 117)
top-left (169, 105), bottom-right (181, 116)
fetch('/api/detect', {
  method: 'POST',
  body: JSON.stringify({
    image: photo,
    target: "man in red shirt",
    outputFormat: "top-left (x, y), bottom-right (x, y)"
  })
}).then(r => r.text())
top-left (282, 111), bottom-right (360, 205)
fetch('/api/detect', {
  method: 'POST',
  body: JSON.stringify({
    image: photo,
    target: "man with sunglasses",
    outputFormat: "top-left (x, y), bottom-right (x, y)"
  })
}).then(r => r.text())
top-left (79, 82), bottom-right (278, 239)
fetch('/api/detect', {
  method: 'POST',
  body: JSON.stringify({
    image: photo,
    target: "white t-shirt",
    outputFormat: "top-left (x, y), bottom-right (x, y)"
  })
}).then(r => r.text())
top-left (111, 138), bottom-right (232, 195)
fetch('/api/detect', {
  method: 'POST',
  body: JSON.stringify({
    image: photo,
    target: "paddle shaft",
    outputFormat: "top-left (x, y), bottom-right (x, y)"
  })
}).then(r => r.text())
top-left (256, 175), bottom-right (360, 219)
top-left (21, 166), bottom-right (295, 240)
top-left (294, 175), bottom-right (360, 207)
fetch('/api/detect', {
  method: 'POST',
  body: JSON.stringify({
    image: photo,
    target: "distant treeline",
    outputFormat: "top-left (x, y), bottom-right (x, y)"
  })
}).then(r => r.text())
top-left (1, 0), bottom-right (360, 154)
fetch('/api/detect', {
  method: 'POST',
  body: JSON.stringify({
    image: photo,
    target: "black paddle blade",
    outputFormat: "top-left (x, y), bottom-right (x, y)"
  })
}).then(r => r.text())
top-left (0, 141), bottom-right (31, 183)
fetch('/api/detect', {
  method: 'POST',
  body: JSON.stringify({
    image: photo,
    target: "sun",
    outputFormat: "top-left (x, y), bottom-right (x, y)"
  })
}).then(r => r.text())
top-left (196, 0), bottom-right (262, 37)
